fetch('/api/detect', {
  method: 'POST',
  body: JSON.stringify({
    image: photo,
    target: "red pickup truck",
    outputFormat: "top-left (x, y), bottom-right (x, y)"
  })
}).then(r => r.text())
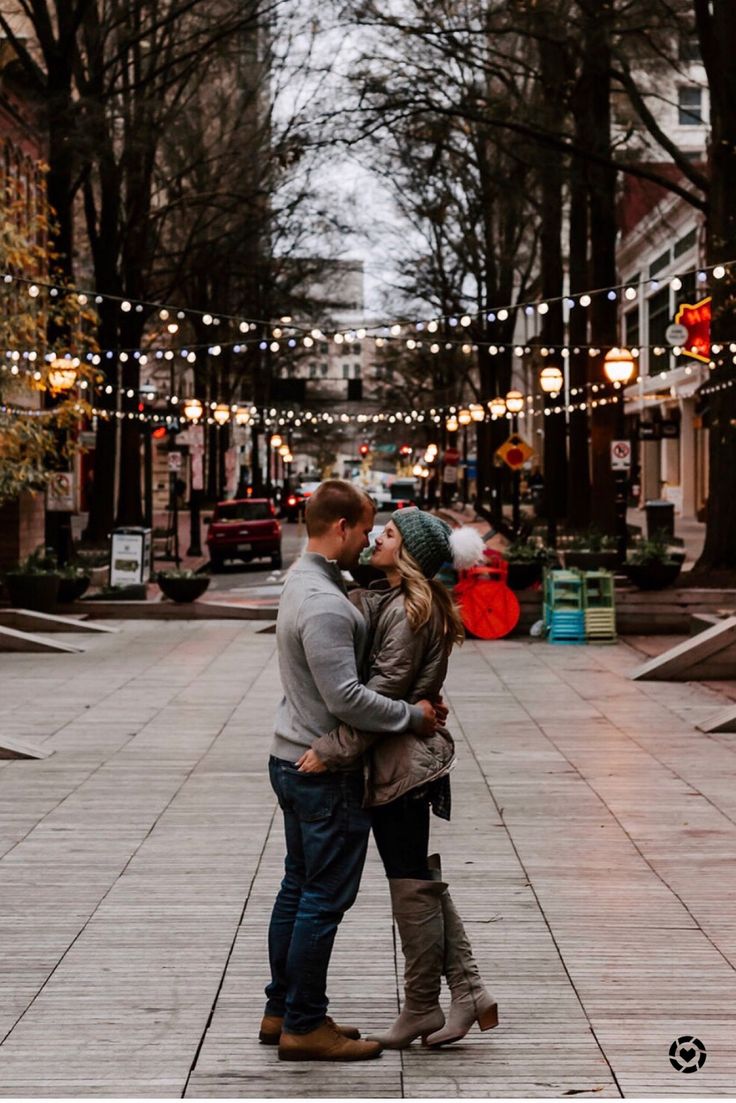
top-left (206, 498), bottom-right (282, 570)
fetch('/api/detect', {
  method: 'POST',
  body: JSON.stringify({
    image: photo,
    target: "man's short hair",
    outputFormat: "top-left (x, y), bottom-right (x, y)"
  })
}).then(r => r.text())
top-left (305, 479), bottom-right (375, 537)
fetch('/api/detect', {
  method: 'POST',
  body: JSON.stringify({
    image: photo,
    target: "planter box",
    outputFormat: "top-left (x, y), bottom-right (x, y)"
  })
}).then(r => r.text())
top-left (563, 550), bottom-right (619, 571)
top-left (157, 575), bottom-right (211, 603)
top-left (57, 575), bottom-right (91, 603)
top-left (624, 562), bottom-right (682, 591)
top-left (4, 573), bottom-right (60, 612)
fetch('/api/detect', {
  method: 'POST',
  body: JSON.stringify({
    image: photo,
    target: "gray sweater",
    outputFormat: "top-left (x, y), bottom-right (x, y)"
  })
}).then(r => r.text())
top-left (271, 552), bottom-right (424, 762)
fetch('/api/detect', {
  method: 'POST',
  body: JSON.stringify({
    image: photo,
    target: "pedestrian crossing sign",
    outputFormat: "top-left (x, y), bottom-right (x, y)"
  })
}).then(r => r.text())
top-left (496, 434), bottom-right (534, 471)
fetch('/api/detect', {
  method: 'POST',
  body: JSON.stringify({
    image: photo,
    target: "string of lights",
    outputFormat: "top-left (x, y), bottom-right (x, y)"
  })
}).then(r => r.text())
top-left (1, 256), bottom-right (734, 344)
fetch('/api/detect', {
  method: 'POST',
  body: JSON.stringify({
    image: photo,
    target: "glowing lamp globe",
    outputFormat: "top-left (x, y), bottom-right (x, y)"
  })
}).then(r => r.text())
top-left (271, 434), bottom-right (283, 449)
top-left (505, 390), bottom-right (525, 414)
top-left (234, 406), bottom-right (250, 425)
top-left (446, 415), bottom-right (459, 433)
top-left (183, 397), bottom-right (203, 421)
top-left (488, 396), bottom-right (507, 418)
top-left (48, 357), bottom-right (78, 392)
top-left (469, 403), bottom-right (485, 422)
top-left (458, 407), bottom-right (472, 426)
top-left (213, 403), bottom-right (231, 426)
top-left (603, 347), bottom-right (636, 385)
top-left (540, 366), bottom-right (564, 394)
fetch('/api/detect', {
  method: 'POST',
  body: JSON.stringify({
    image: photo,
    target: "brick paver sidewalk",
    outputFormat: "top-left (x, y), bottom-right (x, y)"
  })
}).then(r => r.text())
top-left (1, 623), bottom-right (735, 1097)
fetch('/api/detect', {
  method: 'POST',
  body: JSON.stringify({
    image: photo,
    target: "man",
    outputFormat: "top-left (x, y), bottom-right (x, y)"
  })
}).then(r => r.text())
top-left (261, 479), bottom-right (439, 1062)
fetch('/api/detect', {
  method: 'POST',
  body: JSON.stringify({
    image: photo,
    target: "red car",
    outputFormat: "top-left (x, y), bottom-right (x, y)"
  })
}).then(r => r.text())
top-left (206, 498), bottom-right (282, 570)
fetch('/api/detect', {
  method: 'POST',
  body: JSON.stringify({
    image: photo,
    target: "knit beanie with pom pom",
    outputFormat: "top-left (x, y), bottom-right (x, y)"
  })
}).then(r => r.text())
top-left (391, 507), bottom-right (485, 579)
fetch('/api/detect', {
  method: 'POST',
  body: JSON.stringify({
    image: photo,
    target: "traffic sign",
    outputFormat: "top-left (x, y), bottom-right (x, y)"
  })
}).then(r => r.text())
top-left (611, 439), bottom-right (632, 470)
top-left (496, 434), bottom-right (534, 471)
top-left (665, 323), bottom-right (689, 346)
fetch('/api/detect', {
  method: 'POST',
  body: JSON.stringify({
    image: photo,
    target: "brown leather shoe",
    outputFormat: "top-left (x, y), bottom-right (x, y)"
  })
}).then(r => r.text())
top-left (259, 1014), bottom-right (361, 1046)
top-left (278, 1019), bottom-right (382, 1061)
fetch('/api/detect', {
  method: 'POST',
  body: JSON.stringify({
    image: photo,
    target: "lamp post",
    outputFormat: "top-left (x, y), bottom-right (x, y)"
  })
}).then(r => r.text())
top-left (505, 390), bottom-right (525, 534)
top-left (458, 407), bottom-right (472, 505)
top-left (45, 357), bottom-right (79, 565)
top-left (182, 398), bottom-right (205, 556)
top-left (603, 347), bottom-right (636, 561)
top-left (539, 365), bottom-right (565, 546)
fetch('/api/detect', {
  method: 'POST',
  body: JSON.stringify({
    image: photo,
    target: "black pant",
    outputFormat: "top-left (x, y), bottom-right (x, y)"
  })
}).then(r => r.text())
top-left (371, 791), bottom-right (431, 880)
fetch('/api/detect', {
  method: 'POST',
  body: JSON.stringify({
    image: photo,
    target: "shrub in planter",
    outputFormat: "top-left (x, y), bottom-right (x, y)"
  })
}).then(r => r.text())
top-left (504, 541), bottom-right (553, 590)
top-left (3, 547), bottom-right (61, 612)
top-left (624, 537), bottom-right (682, 590)
top-left (157, 569), bottom-right (211, 603)
top-left (562, 528), bottom-right (619, 570)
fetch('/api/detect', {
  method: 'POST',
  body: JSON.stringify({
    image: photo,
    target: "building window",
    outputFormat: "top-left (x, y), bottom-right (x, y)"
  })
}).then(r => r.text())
top-left (679, 32), bottom-right (702, 62)
top-left (624, 307), bottom-right (640, 349)
top-left (342, 365), bottom-right (350, 379)
top-left (678, 86), bottom-right (703, 125)
top-left (674, 227), bottom-right (698, 259)
top-left (648, 287), bottom-right (671, 351)
top-left (353, 364), bottom-right (362, 377)
top-left (650, 248), bottom-right (671, 278)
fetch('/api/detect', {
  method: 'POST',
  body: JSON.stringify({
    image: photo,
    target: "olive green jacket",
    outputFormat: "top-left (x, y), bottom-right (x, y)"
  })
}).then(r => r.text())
top-left (310, 584), bottom-right (455, 806)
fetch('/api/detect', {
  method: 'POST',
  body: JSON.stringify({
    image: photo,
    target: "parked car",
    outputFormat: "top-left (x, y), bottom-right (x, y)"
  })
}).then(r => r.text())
top-left (282, 481), bottom-right (321, 522)
top-left (206, 498), bottom-right (282, 570)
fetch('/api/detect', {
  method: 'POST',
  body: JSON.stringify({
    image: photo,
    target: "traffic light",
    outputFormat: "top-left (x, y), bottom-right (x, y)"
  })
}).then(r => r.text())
top-left (399, 445), bottom-right (413, 456)
top-left (359, 443), bottom-right (370, 457)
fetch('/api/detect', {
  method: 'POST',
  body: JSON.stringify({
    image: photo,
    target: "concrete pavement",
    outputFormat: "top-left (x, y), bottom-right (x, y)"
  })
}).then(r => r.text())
top-left (1, 622), bottom-right (736, 1096)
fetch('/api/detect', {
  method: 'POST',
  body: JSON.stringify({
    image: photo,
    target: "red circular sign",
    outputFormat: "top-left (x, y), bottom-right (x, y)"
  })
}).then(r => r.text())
top-left (507, 447), bottom-right (524, 466)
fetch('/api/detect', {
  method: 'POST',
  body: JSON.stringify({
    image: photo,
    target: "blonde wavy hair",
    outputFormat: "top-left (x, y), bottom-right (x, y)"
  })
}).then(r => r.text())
top-left (395, 541), bottom-right (465, 653)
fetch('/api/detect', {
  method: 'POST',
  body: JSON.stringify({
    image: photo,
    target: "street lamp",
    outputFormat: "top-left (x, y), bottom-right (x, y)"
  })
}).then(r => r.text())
top-left (540, 365), bottom-right (564, 396)
top-left (47, 356), bottom-right (78, 392)
top-left (505, 390), bottom-right (525, 534)
top-left (234, 405), bottom-right (251, 426)
top-left (539, 365), bottom-right (565, 547)
top-left (603, 347), bottom-right (636, 561)
top-left (457, 409), bottom-right (472, 503)
top-left (183, 397), bottom-right (203, 421)
top-left (469, 404), bottom-right (485, 422)
top-left (505, 390), bottom-right (525, 415)
top-left (445, 414), bottom-right (459, 433)
top-left (213, 403), bottom-right (230, 426)
top-left (488, 395), bottom-right (507, 419)
top-left (603, 347), bottom-right (636, 386)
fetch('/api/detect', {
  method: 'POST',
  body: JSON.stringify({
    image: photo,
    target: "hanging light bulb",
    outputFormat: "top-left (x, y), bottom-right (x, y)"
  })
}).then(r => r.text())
top-left (446, 415), bottom-right (459, 432)
top-left (469, 403), bottom-right (485, 422)
top-left (458, 407), bottom-right (472, 425)
top-left (271, 433), bottom-right (283, 449)
top-left (488, 396), bottom-right (507, 418)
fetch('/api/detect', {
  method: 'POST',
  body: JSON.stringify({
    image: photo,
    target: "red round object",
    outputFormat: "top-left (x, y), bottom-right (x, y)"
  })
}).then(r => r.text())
top-left (506, 447), bottom-right (524, 467)
top-left (454, 576), bottom-right (520, 639)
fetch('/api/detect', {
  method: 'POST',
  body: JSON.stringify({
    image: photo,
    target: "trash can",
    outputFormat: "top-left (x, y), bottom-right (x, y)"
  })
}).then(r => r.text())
top-left (645, 500), bottom-right (675, 540)
top-left (110, 527), bottom-right (152, 586)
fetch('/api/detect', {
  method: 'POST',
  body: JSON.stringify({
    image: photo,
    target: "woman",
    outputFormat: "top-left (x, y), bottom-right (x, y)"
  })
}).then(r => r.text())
top-left (296, 507), bottom-right (498, 1049)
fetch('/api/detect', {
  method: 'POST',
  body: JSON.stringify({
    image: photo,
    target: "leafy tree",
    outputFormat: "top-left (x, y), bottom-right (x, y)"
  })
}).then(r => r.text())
top-left (0, 181), bottom-right (97, 506)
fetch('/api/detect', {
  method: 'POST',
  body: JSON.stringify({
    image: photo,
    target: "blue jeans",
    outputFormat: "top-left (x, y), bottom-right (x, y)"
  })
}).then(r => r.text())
top-left (265, 755), bottom-right (371, 1034)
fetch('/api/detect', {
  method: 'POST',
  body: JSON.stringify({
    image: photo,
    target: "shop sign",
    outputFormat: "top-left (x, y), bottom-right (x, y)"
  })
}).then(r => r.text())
top-left (674, 297), bottom-right (711, 363)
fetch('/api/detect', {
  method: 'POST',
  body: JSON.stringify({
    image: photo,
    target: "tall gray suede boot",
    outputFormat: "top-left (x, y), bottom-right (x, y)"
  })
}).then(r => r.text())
top-left (425, 854), bottom-right (498, 1046)
top-left (368, 878), bottom-right (447, 1048)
